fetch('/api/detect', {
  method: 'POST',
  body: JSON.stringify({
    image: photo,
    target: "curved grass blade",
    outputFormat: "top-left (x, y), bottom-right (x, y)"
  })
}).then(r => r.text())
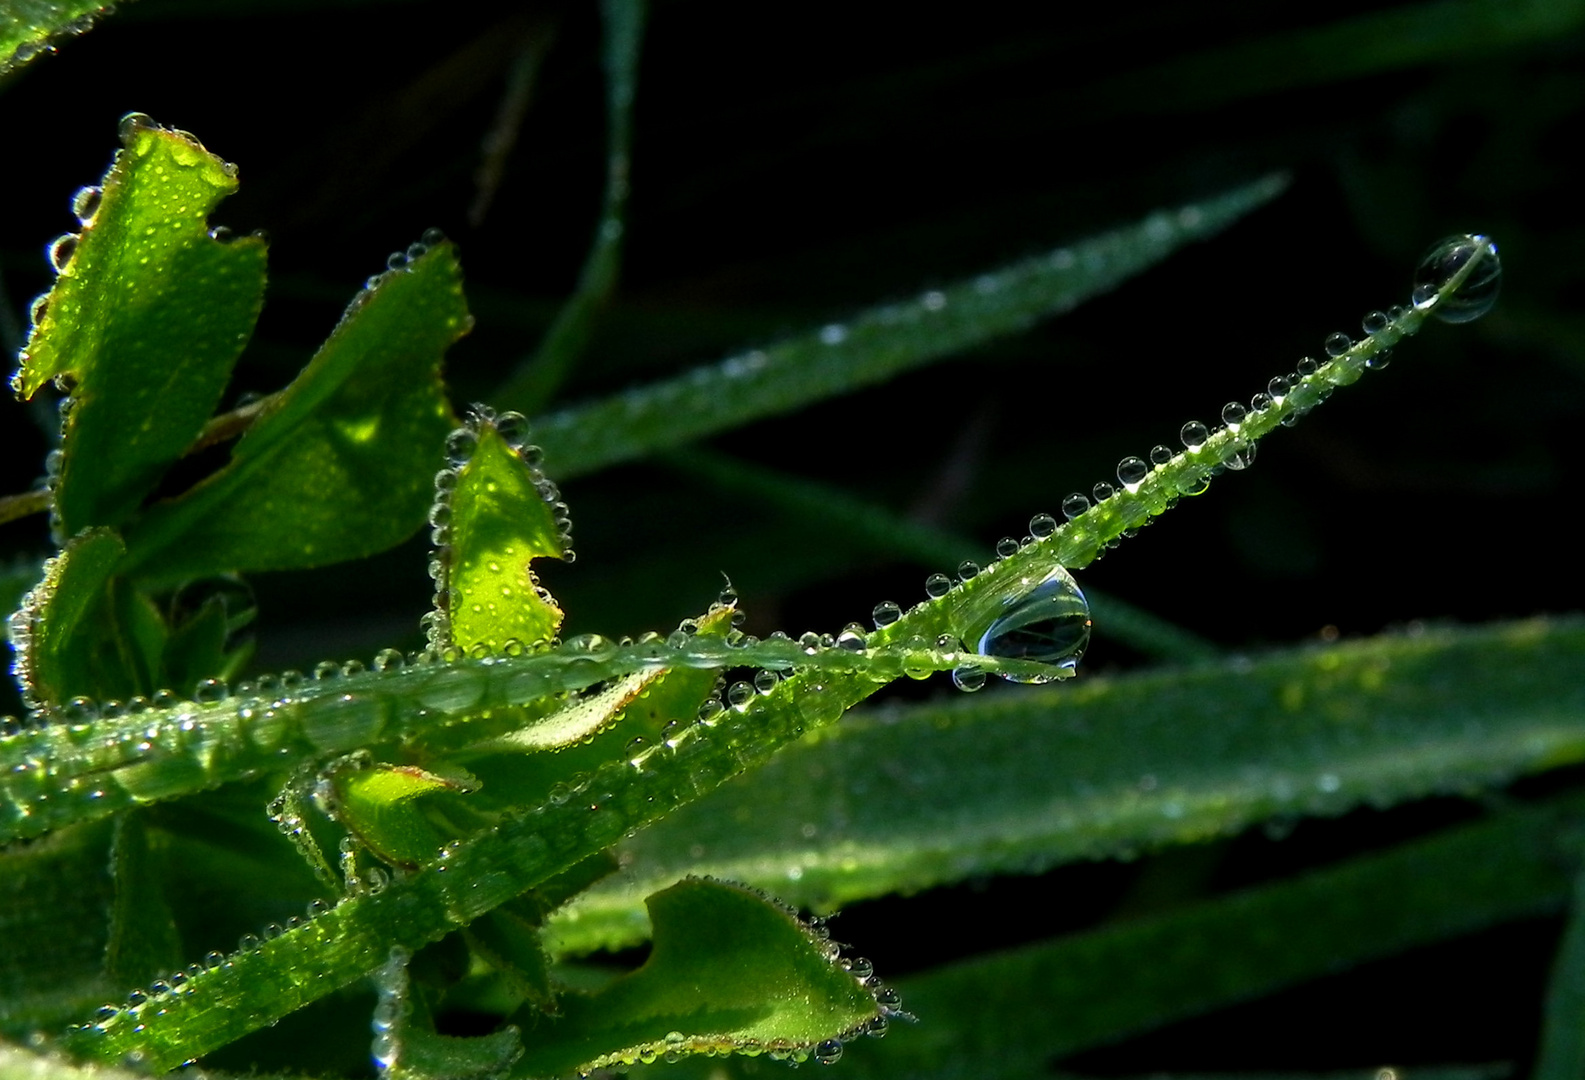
top-left (13, 117), bottom-right (267, 535)
top-left (549, 617), bottom-right (1585, 953)
top-left (525, 175), bottom-right (1289, 479)
top-left (496, 0), bottom-right (645, 415)
top-left (509, 878), bottom-right (879, 1077)
top-left (118, 239), bottom-right (465, 586)
top-left (0, 1), bottom-right (116, 76)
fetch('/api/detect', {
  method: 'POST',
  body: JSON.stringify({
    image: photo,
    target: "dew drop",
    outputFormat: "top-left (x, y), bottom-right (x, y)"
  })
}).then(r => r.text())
top-left (836, 624), bottom-right (867, 651)
top-left (1115, 456), bottom-right (1148, 486)
top-left (373, 648), bottom-right (405, 672)
top-left (118, 112), bottom-right (155, 144)
top-left (1361, 310), bottom-right (1390, 335)
top-left (951, 665), bottom-right (986, 692)
top-left (193, 678), bottom-right (229, 704)
top-left (72, 185), bottom-right (102, 223)
top-left (1413, 234), bottom-right (1501, 323)
top-left (1061, 493), bottom-right (1090, 520)
top-left (1149, 445), bottom-right (1173, 466)
top-left (727, 682), bottom-right (754, 707)
top-left (871, 600), bottom-right (901, 627)
top-left (1324, 332), bottom-right (1352, 357)
top-left (47, 234), bottom-right (79, 273)
top-left (1180, 421), bottom-right (1208, 450)
top-left (1249, 392), bottom-right (1272, 411)
top-left (814, 1040), bottom-right (843, 1065)
top-left (495, 411), bottom-right (530, 447)
top-left (974, 566), bottom-right (1091, 683)
top-left (754, 669), bottom-right (780, 694)
top-left (924, 573), bottom-right (952, 599)
top-left (1268, 375), bottom-right (1292, 397)
top-left (995, 537), bottom-right (1020, 559)
top-left (422, 227), bottom-right (446, 246)
top-left (1296, 357), bottom-right (1319, 377)
top-left (1220, 402), bottom-right (1247, 427)
top-left (444, 428), bottom-right (478, 466)
top-left (1091, 481), bottom-right (1115, 502)
top-left (875, 986), bottom-right (902, 1009)
top-left (1028, 513), bottom-right (1057, 539)
top-left (957, 560), bottom-right (980, 580)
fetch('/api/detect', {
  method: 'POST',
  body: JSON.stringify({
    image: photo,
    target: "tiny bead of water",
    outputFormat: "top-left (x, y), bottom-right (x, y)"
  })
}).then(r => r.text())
top-left (1149, 445), bottom-right (1173, 466)
top-left (996, 537), bottom-right (1020, 558)
top-left (1115, 456), bottom-right (1148, 486)
top-left (1029, 513), bottom-right (1058, 538)
top-left (1180, 421), bottom-right (1209, 449)
top-left (924, 573), bottom-right (953, 598)
top-left (1091, 481), bottom-right (1115, 502)
top-left (1221, 401), bottom-right (1247, 426)
top-left (1324, 332), bottom-right (1352, 357)
top-left (1061, 493), bottom-right (1089, 520)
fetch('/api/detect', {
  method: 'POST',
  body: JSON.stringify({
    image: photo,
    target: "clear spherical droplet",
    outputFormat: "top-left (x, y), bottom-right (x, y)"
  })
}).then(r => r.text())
top-left (974, 567), bottom-right (1091, 683)
top-left (1361, 310), bottom-right (1390, 335)
top-left (951, 665), bottom-right (986, 692)
top-left (1091, 481), bottom-right (1115, 502)
top-left (47, 234), bottom-right (79, 273)
top-left (924, 573), bottom-right (952, 598)
top-left (495, 411), bottom-right (530, 448)
top-left (1149, 445), bottom-right (1173, 466)
top-left (1413, 234), bottom-right (1501, 323)
top-left (1180, 421), bottom-right (1209, 450)
top-left (1220, 402), bottom-right (1247, 427)
top-left (814, 1040), bottom-right (843, 1065)
top-left (72, 185), bottom-right (102, 223)
top-left (1296, 357), bottom-right (1319, 376)
top-left (1061, 493), bottom-right (1090, 520)
top-left (118, 112), bottom-right (155, 144)
top-left (1268, 375), bottom-right (1292, 397)
top-left (871, 600), bottom-right (901, 628)
top-left (444, 428), bottom-right (478, 466)
top-left (1116, 456), bottom-right (1148, 486)
top-left (995, 537), bottom-right (1020, 559)
top-left (1324, 332), bottom-right (1352, 357)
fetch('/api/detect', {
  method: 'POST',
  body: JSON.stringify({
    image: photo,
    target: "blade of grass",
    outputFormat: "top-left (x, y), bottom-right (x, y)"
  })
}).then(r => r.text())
top-left (550, 617), bottom-right (1585, 953)
top-left (1536, 864), bottom-right (1585, 1080)
top-left (495, 0), bottom-right (645, 414)
top-left (662, 445), bottom-right (1219, 664)
top-left (523, 176), bottom-right (1288, 479)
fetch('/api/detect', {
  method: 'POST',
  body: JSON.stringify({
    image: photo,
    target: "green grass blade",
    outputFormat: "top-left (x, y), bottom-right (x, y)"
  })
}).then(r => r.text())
top-left (0, 0), bottom-right (116, 75)
top-left (1535, 865), bottom-right (1585, 1080)
top-left (14, 118), bottom-right (267, 535)
top-left (665, 446), bottom-right (1219, 664)
top-left (526, 176), bottom-right (1289, 480)
top-left (496, 0), bottom-right (645, 415)
top-left (118, 240), bottom-right (465, 586)
top-left (549, 617), bottom-right (1585, 953)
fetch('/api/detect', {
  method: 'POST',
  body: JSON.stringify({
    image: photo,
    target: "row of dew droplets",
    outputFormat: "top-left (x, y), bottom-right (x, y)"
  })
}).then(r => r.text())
top-left (865, 235), bottom-right (1499, 694)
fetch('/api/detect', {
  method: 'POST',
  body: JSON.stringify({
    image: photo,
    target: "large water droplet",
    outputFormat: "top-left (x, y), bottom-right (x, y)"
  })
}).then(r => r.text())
top-left (1180, 421), bottom-right (1208, 450)
top-left (71, 186), bottom-right (102, 223)
top-left (1413, 234), bottom-right (1501, 323)
top-left (1116, 456), bottom-right (1148, 486)
top-left (974, 567), bottom-right (1091, 683)
top-left (47, 234), bottom-right (79, 273)
top-left (871, 600), bottom-right (901, 628)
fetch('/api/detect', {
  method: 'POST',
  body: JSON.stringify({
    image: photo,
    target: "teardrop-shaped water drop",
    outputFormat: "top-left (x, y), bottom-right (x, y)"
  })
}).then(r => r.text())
top-left (951, 665), bottom-right (986, 692)
top-left (1413, 234), bottom-right (1501, 323)
top-left (974, 567), bottom-right (1091, 683)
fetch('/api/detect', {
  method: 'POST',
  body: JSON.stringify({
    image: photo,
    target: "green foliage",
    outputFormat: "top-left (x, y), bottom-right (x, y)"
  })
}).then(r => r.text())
top-left (0, 3), bottom-right (1581, 1080)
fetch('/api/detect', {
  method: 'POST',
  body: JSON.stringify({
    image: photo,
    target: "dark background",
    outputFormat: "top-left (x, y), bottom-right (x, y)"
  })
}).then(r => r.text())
top-left (2, 1), bottom-right (1582, 1074)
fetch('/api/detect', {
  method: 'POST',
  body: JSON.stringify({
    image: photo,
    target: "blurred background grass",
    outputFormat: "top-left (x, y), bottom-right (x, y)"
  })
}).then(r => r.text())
top-left (2, 0), bottom-right (1584, 1073)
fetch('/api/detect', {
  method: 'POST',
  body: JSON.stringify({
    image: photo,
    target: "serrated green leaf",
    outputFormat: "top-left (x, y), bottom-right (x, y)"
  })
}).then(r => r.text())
top-left (0, 819), bottom-right (117, 1033)
top-left (442, 418), bottom-right (569, 654)
top-left (16, 119), bottom-right (267, 534)
top-left (8, 527), bottom-right (127, 706)
top-left (0, 1), bottom-right (116, 76)
top-left (511, 878), bottom-right (877, 1078)
top-left (119, 242), bottom-right (466, 585)
top-left (332, 761), bottom-right (478, 870)
top-left (549, 618), bottom-right (1585, 953)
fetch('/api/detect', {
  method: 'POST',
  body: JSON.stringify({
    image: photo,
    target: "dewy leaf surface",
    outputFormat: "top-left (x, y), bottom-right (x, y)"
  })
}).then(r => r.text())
top-left (15, 118), bottom-right (267, 534)
top-left (511, 878), bottom-right (879, 1078)
top-left (441, 418), bottom-right (569, 653)
top-left (547, 618), bottom-right (1585, 953)
top-left (120, 242), bottom-right (465, 585)
top-left (0, 1), bottom-right (116, 76)
top-left (526, 175), bottom-right (1287, 479)
top-left (7, 527), bottom-right (124, 707)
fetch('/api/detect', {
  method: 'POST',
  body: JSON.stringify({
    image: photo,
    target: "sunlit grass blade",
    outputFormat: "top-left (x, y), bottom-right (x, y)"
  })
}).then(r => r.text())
top-left (527, 176), bottom-right (1289, 480)
top-left (548, 617), bottom-right (1585, 953)
top-left (665, 446), bottom-right (1219, 664)
top-left (0, 1), bottom-right (115, 75)
top-left (495, 0), bottom-right (645, 415)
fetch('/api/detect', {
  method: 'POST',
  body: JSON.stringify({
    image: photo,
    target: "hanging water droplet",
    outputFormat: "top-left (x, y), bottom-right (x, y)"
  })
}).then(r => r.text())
top-left (1061, 493), bottom-right (1090, 520)
top-left (871, 600), bottom-right (901, 628)
top-left (1224, 442), bottom-right (1256, 470)
top-left (924, 573), bottom-right (952, 598)
top-left (973, 566), bottom-right (1091, 683)
top-left (444, 428), bottom-right (478, 466)
top-left (951, 665), bottom-right (986, 692)
top-left (72, 185), bottom-right (102, 223)
top-left (1413, 234), bottom-right (1501, 323)
top-left (1180, 421), bottom-right (1208, 450)
top-left (1091, 481), bottom-right (1115, 502)
top-left (495, 411), bottom-right (530, 448)
top-left (47, 234), bottom-right (79, 273)
top-left (1116, 456), bottom-right (1148, 486)
top-left (814, 1040), bottom-right (843, 1065)
top-left (1324, 332), bottom-right (1352, 357)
